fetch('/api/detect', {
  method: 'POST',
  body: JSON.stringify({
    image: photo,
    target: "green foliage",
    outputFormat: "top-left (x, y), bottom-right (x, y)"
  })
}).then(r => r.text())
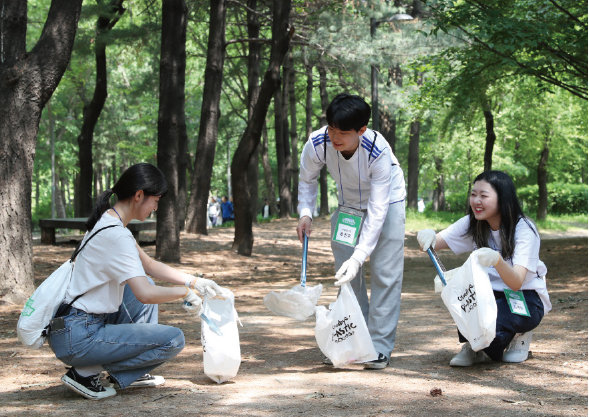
top-left (518, 183), bottom-right (588, 215)
top-left (406, 210), bottom-right (588, 234)
top-left (27, 0), bottom-right (587, 228)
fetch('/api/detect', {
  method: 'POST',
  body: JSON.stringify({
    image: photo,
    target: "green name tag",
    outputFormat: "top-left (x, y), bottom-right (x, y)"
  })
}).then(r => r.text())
top-left (332, 209), bottom-right (363, 247)
top-left (504, 289), bottom-right (531, 317)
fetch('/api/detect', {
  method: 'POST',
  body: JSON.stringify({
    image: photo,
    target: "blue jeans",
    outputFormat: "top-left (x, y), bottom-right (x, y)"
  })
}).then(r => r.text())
top-left (459, 289), bottom-right (544, 361)
top-left (48, 282), bottom-right (185, 388)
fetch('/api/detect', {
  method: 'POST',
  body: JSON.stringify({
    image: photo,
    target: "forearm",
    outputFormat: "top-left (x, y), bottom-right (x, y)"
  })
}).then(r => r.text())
top-left (434, 235), bottom-right (449, 251)
top-left (145, 258), bottom-right (192, 285)
top-left (127, 276), bottom-right (188, 304)
top-left (136, 243), bottom-right (193, 285)
top-left (494, 260), bottom-right (526, 290)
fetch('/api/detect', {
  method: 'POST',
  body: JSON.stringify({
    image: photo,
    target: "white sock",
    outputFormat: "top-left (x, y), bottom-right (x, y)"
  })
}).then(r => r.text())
top-left (75, 366), bottom-right (103, 377)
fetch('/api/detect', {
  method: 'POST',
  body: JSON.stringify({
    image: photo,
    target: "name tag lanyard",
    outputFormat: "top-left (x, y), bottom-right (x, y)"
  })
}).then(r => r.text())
top-left (328, 130), bottom-right (377, 248)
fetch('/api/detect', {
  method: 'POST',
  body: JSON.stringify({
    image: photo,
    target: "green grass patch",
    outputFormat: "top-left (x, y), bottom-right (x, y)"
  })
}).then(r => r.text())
top-left (532, 213), bottom-right (588, 233)
top-left (405, 210), bottom-right (587, 234)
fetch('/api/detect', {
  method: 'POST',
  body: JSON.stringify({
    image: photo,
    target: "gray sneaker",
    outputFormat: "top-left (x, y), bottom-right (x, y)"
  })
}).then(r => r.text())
top-left (364, 353), bottom-right (389, 370)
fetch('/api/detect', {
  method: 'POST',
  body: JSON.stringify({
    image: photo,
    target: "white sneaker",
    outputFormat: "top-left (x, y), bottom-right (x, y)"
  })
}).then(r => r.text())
top-left (108, 373), bottom-right (165, 388)
top-left (129, 374), bottom-right (165, 387)
top-left (503, 331), bottom-right (533, 363)
top-left (449, 343), bottom-right (491, 367)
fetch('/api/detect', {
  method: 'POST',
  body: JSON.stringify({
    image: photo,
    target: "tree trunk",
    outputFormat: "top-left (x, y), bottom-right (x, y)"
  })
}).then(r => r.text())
top-left (75, 0), bottom-right (125, 217)
top-left (287, 52), bottom-right (299, 211)
top-left (482, 97), bottom-right (496, 172)
top-left (304, 58), bottom-right (313, 139)
top-left (245, 0), bottom-right (261, 226)
top-left (407, 120), bottom-right (420, 209)
top-left (318, 64), bottom-right (329, 216)
top-left (185, 0), bottom-right (226, 234)
top-left (379, 110), bottom-right (397, 153)
top-left (260, 123), bottom-right (277, 215)
top-left (275, 66), bottom-right (292, 218)
top-left (432, 156), bottom-right (445, 211)
top-left (177, 136), bottom-right (188, 231)
top-left (156, 0), bottom-right (188, 262)
top-left (537, 135), bottom-right (550, 221)
top-left (300, 57), bottom-right (314, 216)
top-left (0, 0), bottom-right (82, 304)
top-left (231, 0), bottom-right (292, 256)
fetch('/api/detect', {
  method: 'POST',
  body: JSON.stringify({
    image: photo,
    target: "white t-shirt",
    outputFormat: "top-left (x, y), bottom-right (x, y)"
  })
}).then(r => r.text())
top-left (439, 215), bottom-right (551, 313)
top-left (298, 126), bottom-right (406, 262)
top-left (65, 213), bottom-right (146, 314)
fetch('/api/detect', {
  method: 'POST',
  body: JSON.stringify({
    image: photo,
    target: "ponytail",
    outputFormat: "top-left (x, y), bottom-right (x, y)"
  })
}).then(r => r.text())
top-left (86, 189), bottom-right (115, 231)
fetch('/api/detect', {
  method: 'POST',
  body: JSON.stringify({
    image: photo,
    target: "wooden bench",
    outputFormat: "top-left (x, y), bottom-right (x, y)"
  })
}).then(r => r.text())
top-left (39, 217), bottom-right (156, 244)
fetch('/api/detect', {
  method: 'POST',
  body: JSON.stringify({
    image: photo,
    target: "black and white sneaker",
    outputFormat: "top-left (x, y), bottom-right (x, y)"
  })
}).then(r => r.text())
top-left (61, 368), bottom-right (116, 400)
top-left (363, 353), bottom-right (389, 370)
top-left (129, 374), bottom-right (165, 387)
top-left (107, 373), bottom-right (165, 388)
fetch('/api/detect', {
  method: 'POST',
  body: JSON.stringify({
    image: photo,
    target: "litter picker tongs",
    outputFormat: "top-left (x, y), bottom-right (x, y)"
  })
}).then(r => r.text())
top-left (300, 234), bottom-right (308, 287)
top-left (426, 247), bottom-right (447, 286)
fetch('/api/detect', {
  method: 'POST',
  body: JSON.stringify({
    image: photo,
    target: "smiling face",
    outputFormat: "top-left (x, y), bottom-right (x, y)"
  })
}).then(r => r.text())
top-left (469, 180), bottom-right (501, 230)
top-left (327, 125), bottom-right (366, 157)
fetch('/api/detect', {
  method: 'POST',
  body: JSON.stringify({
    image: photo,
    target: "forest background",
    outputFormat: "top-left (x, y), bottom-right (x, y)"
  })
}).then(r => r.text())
top-left (0, 0), bottom-right (587, 304)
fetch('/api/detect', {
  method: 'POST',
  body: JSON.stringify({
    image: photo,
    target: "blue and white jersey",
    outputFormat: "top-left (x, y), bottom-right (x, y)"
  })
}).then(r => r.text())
top-left (298, 126), bottom-right (406, 261)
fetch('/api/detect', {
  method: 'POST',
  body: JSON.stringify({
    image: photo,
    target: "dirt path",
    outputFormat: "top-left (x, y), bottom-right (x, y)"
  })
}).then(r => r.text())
top-left (1, 218), bottom-right (587, 416)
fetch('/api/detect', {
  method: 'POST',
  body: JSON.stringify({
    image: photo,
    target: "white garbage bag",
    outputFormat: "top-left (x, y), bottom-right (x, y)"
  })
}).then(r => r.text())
top-left (314, 283), bottom-right (377, 367)
top-left (201, 288), bottom-right (241, 383)
top-left (264, 284), bottom-right (323, 321)
top-left (440, 252), bottom-right (497, 351)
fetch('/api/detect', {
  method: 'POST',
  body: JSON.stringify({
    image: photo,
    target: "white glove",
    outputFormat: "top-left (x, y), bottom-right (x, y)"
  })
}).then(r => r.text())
top-left (186, 276), bottom-right (223, 298)
top-left (182, 289), bottom-right (203, 316)
top-left (334, 258), bottom-right (362, 286)
top-left (417, 229), bottom-right (436, 251)
top-left (475, 247), bottom-right (501, 267)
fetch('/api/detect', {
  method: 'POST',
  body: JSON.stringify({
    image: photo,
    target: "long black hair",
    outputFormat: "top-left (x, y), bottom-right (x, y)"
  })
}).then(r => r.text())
top-left (86, 163), bottom-right (168, 231)
top-left (466, 170), bottom-right (536, 259)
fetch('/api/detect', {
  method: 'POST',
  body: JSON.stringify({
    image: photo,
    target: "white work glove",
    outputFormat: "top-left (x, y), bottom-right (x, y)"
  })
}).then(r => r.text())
top-left (417, 229), bottom-right (436, 251)
top-left (334, 258), bottom-right (362, 286)
top-left (182, 289), bottom-right (203, 316)
top-left (185, 276), bottom-right (223, 298)
top-left (475, 247), bottom-right (501, 267)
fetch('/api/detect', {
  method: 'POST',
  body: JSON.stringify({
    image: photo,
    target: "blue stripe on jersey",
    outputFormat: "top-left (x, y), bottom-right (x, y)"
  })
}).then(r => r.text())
top-left (312, 133), bottom-right (330, 147)
top-left (361, 135), bottom-right (382, 159)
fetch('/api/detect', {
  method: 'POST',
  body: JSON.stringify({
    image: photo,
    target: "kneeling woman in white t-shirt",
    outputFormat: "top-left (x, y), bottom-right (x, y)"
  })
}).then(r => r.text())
top-left (49, 163), bottom-right (221, 399)
top-left (417, 170), bottom-right (551, 366)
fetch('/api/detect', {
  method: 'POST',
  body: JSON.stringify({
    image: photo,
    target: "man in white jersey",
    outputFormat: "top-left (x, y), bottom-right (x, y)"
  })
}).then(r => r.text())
top-left (296, 93), bottom-right (406, 369)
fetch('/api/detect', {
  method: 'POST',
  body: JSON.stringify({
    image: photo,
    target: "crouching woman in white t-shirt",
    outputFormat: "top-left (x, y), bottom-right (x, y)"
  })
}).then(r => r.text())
top-left (417, 170), bottom-right (551, 367)
top-left (48, 163), bottom-right (221, 400)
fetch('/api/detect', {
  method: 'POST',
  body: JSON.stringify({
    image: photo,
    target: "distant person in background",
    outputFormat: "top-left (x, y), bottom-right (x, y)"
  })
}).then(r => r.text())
top-left (221, 196), bottom-right (234, 223)
top-left (417, 198), bottom-right (425, 213)
top-left (208, 196), bottom-right (220, 227)
top-left (262, 199), bottom-right (270, 219)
